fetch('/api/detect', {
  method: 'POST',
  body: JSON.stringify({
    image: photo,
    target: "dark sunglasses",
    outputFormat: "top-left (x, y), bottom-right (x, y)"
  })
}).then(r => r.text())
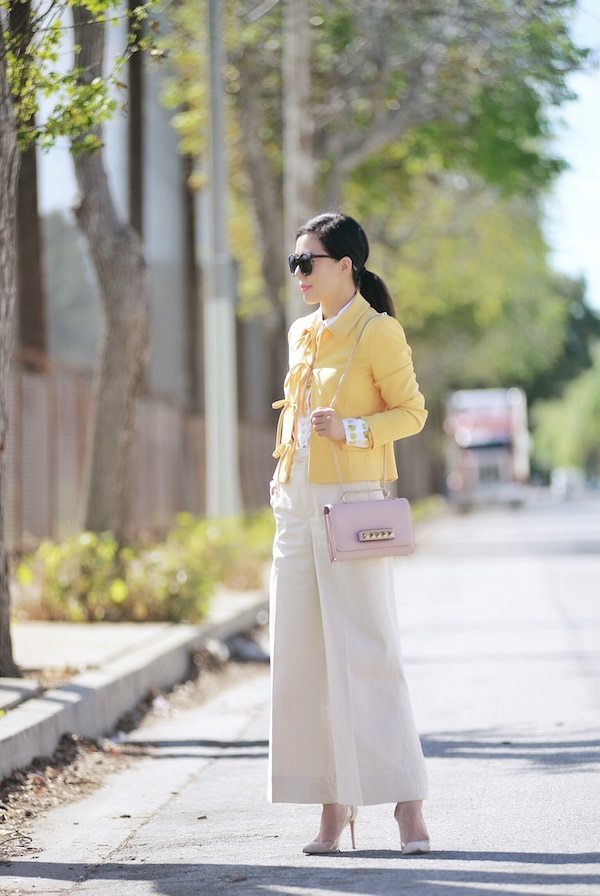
top-left (288, 252), bottom-right (333, 276)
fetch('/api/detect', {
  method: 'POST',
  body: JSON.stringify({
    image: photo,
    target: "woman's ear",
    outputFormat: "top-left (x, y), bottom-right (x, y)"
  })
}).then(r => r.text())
top-left (340, 256), bottom-right (354, 276)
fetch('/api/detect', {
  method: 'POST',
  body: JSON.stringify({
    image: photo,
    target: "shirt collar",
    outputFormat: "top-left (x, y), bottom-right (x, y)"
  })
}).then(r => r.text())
top-left (325, 293), bottom-right (375, 340)
top-left (318, 294), bottom-right (356, 329)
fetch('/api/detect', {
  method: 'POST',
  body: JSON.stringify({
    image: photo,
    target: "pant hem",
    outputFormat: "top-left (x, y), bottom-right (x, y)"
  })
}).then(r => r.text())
top-left (269, 774), bottom-right (428, 806)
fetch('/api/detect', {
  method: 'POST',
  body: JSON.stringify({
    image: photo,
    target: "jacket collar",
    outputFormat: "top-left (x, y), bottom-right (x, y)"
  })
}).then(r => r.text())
top-left (294, 293), bottom-right (375, 346)
top-left (325, 293), bottom-right (375, 340)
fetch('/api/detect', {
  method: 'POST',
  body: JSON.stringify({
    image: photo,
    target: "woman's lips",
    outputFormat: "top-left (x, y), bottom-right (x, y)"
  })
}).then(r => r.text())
top-left (299, 284), bottom-right (311, 293)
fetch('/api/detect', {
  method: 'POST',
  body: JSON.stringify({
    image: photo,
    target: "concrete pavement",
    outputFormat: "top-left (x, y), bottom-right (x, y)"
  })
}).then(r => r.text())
top-left (0, 585), bottom-right (269, 780)
top-left (1, 494), bottom-right (599, 895)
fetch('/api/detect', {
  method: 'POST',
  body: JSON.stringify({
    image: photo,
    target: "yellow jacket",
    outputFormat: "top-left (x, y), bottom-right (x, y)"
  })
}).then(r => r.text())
top-left (273, 294), bottom-right (427, 483)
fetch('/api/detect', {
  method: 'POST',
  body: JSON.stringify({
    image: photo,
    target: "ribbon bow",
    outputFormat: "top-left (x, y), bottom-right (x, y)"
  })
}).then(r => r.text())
top-left (272, 324), bottom-right (319, 482)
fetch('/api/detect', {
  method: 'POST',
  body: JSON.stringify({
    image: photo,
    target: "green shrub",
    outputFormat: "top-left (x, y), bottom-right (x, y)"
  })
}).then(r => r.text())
top-left (168, 508), bottom-right (274, 590)
top-left (14, 509), bottom-right (275, 623)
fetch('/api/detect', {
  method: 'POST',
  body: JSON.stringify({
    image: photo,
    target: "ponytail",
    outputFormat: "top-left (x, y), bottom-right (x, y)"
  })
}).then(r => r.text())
top-left (297, 211), bottom-right (397, 318)
top-left (357, 269), bottom-right (396, 318)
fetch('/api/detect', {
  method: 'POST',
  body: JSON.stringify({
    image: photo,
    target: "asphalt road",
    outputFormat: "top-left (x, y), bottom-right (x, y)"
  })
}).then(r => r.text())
top-left (2, 493), bottom-right (599, 895)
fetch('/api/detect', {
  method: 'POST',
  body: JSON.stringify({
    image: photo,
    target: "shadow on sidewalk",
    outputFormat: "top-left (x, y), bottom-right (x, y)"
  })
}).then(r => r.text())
top-left (121, 738), bottom-right (269, 761)
top-left (422, 730), bottom-right (600, 770)
top-left (116, 730), bottom-right (600, 768)
top-left (3, 853), bottom-right (600, 896)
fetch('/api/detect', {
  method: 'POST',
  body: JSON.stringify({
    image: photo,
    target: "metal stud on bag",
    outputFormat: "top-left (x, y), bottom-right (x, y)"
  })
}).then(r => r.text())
top-left (358, 529), bottom-right (396, 541)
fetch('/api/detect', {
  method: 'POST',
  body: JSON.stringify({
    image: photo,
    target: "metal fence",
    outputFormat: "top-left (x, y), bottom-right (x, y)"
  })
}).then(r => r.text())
top-left (6, 350), bottom-right (276, 554)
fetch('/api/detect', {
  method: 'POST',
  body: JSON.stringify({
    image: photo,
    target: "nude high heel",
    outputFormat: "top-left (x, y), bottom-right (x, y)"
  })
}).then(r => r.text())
top-left (302, 805), bottom-right (358, 854)
top-left (394, 803), bottom-right (431, 855)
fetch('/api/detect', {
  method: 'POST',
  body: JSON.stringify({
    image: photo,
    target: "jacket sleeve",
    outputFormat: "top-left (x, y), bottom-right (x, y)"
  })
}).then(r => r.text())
top-left (354, 315), bottom-right (427, 449)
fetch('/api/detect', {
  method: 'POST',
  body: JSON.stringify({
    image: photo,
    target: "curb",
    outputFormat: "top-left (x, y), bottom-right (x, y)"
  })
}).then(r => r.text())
top-left (0, 594), bottom-right (269, 782)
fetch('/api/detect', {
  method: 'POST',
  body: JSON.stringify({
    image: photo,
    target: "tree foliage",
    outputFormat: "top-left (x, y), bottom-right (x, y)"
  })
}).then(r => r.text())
top-left (345, 158), bottom-right (590, 397)
top-left (1, 0), bottom-right (154, 150)
top-left (533, 343), bottom-right (600, 474)
top-left (161, 0), bottom-right (584, 188)
top-left (526, 276), bottom-right (600, 403)
top-left (161, 0), bottom-right (587, 348)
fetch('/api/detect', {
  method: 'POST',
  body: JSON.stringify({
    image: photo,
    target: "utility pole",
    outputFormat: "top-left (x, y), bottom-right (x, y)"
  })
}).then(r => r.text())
top-left (204, 0), bottom-right (242, 516)
top-left (282, 0), bottom-right (314, 330)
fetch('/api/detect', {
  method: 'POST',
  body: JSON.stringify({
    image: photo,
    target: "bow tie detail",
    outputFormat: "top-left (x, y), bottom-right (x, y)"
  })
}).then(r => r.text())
top-left (272, 324), bottom-right (320, 482)
top-left (295, 325), bottom-right (318, 357)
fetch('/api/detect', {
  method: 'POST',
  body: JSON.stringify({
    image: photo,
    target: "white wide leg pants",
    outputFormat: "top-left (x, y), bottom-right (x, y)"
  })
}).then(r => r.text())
top-left (268, 447), bottom-right (428, 806)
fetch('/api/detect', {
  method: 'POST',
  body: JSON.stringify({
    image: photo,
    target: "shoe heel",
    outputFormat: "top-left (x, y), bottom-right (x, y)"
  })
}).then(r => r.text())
top-left (303, 804), bottom-right (358, 855)
top-left (349, 806), bottom-right (357, 849)
top-left (349, 818), bottom-right (356, 849)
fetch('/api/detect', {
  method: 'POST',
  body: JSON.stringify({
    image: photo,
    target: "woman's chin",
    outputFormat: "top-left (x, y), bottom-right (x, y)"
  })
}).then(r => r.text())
top-left (302, 293), bottom-right (320, 306)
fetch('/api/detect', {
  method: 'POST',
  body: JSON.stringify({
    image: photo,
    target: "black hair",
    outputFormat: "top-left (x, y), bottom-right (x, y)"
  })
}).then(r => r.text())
top-left (296, 212), bottom-right (396, 318)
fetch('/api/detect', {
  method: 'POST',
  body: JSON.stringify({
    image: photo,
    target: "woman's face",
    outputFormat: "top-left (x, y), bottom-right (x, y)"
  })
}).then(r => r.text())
top-left (292, 233), bottom-right (350, 307)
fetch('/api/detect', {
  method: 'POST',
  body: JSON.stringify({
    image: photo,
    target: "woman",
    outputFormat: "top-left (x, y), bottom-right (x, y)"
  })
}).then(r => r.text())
top-left (268, 212), bottom-right (430, 855)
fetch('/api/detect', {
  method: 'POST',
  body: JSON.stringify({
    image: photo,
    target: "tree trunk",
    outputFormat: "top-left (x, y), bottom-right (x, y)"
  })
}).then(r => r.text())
top-left (0, 49), bottom-right (22, 677)
top-left (237, 73), bottom-right (285, 334)
top-left (16, 139), bottom-right (46, 356)
top-left (282, 0), bottom-right (315, 328)
top-left (183, 156), bottom-right (202, 413)
top-left (236, 68), bottom-right (288, 402)
top-left (127, 0), bottom-right (144, 237)
top-left (72, 8), bottom-right (151, 542)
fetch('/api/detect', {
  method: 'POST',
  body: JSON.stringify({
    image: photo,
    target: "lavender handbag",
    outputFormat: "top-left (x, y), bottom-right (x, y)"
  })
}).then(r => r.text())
top-left (323, 315), bottom-right (415, 562)
top-left (324, 494), bottom-right (414, 561)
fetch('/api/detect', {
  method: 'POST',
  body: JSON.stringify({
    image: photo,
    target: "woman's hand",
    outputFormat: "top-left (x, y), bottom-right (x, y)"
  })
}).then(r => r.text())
top-left (311, 407), bottom-right (345, 441)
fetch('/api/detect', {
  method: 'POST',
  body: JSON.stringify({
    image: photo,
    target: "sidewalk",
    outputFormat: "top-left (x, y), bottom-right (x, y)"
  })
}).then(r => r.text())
top-left (1, 500), bottom-right (599, 895)
top-left (0, 585), bottom-right (269, 781)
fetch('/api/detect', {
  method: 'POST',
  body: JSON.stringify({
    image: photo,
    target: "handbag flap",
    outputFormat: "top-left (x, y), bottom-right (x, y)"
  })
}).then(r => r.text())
top-left (324, 497), bottom-right (414, 552)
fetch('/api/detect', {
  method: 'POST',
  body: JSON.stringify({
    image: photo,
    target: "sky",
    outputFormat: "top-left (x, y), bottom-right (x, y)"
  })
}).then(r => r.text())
top-left (544, 0), bottom-right (600, 310)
